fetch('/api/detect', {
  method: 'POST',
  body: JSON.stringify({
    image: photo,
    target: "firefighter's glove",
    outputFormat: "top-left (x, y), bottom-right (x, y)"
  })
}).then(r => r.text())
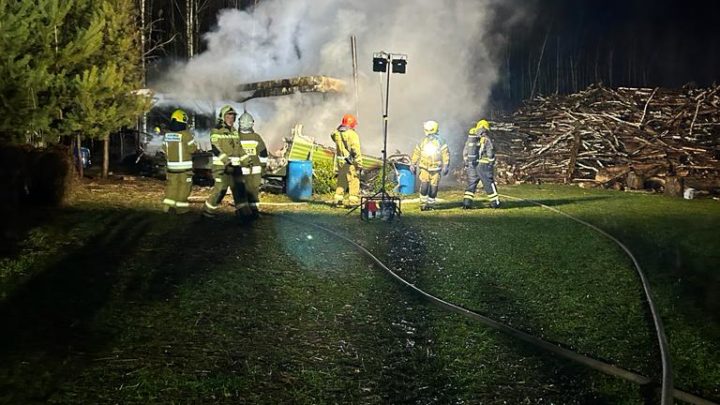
top-left (344, 156), bottom-right (354, 165)
top-left (442, 166), bottom-right (449, 176)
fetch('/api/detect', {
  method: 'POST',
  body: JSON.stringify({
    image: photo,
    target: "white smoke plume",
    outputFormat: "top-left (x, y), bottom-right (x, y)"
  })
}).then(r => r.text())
top-left (155, 0), bottom-right (526, 159)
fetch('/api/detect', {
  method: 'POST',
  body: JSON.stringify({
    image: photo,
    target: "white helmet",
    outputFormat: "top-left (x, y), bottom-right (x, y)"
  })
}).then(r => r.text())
top-left (423, 120), bottom-right (439, 135)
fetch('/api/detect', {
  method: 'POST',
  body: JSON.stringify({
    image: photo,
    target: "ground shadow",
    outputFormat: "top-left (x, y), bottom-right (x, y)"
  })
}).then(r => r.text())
top-left (0, 210), bottom-right (152, 355)
top-left (0, 207), bottom-right (271, 402)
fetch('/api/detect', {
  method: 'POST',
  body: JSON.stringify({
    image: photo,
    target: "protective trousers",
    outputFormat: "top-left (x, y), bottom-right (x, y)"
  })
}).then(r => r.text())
top-left (335, 162), bottom-right (360, 206)
top-left (163, 170), bottom-right (193, 214)
top-left (464, 163), bottom-right (500, 208)
top-left (203, 167), bottom-right (246, 217)
top-left (418, 168), bottom-right (441, 207)
top-left (235, 173), bottom-right (261, 218)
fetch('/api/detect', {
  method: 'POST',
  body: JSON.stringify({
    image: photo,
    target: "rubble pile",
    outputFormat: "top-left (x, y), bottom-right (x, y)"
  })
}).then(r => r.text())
top-left (494, 84), bottom-right (720, 195)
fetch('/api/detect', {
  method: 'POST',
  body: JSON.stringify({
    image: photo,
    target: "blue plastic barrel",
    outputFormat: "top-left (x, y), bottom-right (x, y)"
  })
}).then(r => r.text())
top-left (287, 160), bottom-right (313, 201)
top-left (395, 163), bottom-right (415, 195)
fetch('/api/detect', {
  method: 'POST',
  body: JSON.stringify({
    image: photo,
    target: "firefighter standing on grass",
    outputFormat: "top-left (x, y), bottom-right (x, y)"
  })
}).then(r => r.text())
top-left (162, 109), bottom-right (197, 214)
top-left (411, 120), bottom-right (450, 211)
top-left (236, 110), bottom-right (268, 220)
top-left (331, 114), bottom-right (363, 207)
top-left (462, 119), bottom-right (500, 209)
top-left (203, 105), bottom-right (250, 218)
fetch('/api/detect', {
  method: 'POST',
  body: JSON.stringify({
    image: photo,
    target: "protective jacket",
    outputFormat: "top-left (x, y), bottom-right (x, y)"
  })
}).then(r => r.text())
top-left (238, 130), bottom-right (268, 176)
top-left (411, 134), bottom-right (450, 172)
top-left (210, 125), bottom-right (248, 168)
top-left (331, 126), bottom-right (363, 168)
top-left (163, 129), bottom-right (197, 171)
top-left (463, 128), bottom-right (500, 209)
top-left (463, 128), bottom-right (495, 166)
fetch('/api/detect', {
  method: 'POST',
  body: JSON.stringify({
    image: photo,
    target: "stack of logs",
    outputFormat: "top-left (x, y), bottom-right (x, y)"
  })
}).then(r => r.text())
top-left (493, 84), bottom-right (720, 196)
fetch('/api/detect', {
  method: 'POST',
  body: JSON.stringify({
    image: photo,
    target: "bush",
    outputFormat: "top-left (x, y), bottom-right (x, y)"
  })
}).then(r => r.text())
top-left (371, 163), bottom-right (398, 193)
top-left (313, 159), bottom-right (336, 195)
top-left (0, 146), bottom-right (29, 210)
top-left (26, 146), bottom-right (75, 206)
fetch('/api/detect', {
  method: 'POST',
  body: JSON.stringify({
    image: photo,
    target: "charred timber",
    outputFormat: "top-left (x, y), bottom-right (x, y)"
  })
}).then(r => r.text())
top-left (236, 76), bottom-right (346, 101)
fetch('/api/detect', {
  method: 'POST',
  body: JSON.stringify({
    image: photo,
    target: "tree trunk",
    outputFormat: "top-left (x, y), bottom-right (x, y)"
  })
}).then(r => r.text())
top-left (103, 134), bottom-right (110, 178)
top-left (565, 131), bottom-right (581, 183)
top-left (140, 0), bottom-right (148, 137)
top-left (186, 0), bottom-right (194, 59)
top-left (76, 134), bottom-right (84, 178)
top-left (119, 133), bottom-right (124, 162)
top-left (664, 176), bottom-right (683, 198)
top-left (626, 171), bottom-right (644, 190)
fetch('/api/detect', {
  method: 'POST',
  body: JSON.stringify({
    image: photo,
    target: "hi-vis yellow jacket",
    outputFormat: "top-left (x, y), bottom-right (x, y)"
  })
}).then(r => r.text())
top-left (411, 134), bottom-right (450, 171)
top-left (210, 124), bottom-right (250, 168)
top-left (163, 129), bottom-right (197, 171)
top-left (238, 130), bottom-right (268, 176)
top-left (463, 128), bottom-right (496, 165)
top-left (331, 126), bottom-right (363, 169)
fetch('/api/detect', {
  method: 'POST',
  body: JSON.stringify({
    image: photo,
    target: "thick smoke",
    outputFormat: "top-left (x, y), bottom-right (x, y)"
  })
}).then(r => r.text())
top-left (155, 0), bottom-right (525, 158)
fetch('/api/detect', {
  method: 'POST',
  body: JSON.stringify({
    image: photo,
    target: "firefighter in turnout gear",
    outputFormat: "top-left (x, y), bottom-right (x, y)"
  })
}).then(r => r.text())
top-left (162, 109), bottom-right (197, 214)
top-left (411, 120), bottom-right (450, 211)
top-left (236, 110), bottom-right (268, 220)
top-left (203, 105), bottom-right (251, 218)
top-left (331, 114), bottom-right (363, 207)
top-left (462, 119), bottom-right (500, 209)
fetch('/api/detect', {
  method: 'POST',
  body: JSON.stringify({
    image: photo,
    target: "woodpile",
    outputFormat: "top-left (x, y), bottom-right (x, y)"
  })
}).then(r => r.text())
top-left (493, 84), bottom-right (720, 195)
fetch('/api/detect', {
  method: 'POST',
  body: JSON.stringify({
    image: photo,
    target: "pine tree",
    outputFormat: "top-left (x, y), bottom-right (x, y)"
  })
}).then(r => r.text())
top-left (0, 0), bottom-right (149, 178)
top-left (63, 0), bottom-right (149, 176)
top-left (0, 0), bottom-right (66, 144)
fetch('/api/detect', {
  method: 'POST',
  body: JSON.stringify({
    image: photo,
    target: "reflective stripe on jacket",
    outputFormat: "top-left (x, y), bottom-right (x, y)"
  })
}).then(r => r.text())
top-left (411, 134), bottom-right (450, 171)
top-left (210, 125), bottom-right (245, 166)
top-left (163, 130), bottom-right (197, 171)
top-left (463, 128), bottom-right (496, 165)
top-left (238, 130), bottom-right (268, 174)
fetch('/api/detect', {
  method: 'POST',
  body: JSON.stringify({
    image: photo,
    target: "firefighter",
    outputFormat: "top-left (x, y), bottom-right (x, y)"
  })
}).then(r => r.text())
top-left (236, 110), bottom-right (268, 220)
top-left (462, 119), bottom-right (500, 209)
top-left (162, 109), bottom-right (197, 214)
top-left (203, 105), bottom-right (250, 218)
top-left (331, 114), bottom-right (363, 207)
top-left (411, 120), bottom-right (450, 211)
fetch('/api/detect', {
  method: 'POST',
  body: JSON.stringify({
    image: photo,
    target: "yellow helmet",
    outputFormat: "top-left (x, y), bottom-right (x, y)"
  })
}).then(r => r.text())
top-left (475, 119), bottom-right (490, 131)
top-left (423, 120), bottom-right (439, 135)
top-left (219, 105), bottom-right (237, 120)
top-left (171, 109), bottom-right (188, 124)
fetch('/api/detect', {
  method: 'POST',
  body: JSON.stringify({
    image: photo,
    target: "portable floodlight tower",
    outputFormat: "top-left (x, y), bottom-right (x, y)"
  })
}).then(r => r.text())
top-left (358, 51), bottom-right (407, 221)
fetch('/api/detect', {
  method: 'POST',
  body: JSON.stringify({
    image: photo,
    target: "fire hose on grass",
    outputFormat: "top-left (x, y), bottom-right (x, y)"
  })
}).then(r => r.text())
top-left (274, 208), bottom-right (716, 405)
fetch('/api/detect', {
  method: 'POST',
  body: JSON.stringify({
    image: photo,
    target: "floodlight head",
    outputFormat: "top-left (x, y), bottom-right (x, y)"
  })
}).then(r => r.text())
top-left (391, 55), bottom-right (407, 74)
top-left (373, 52), bottom-right (389, 72)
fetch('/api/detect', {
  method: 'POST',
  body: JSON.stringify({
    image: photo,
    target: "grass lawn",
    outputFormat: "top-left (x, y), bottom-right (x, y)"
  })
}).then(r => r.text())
top-left (0, 178), bottom-right (717, 403)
